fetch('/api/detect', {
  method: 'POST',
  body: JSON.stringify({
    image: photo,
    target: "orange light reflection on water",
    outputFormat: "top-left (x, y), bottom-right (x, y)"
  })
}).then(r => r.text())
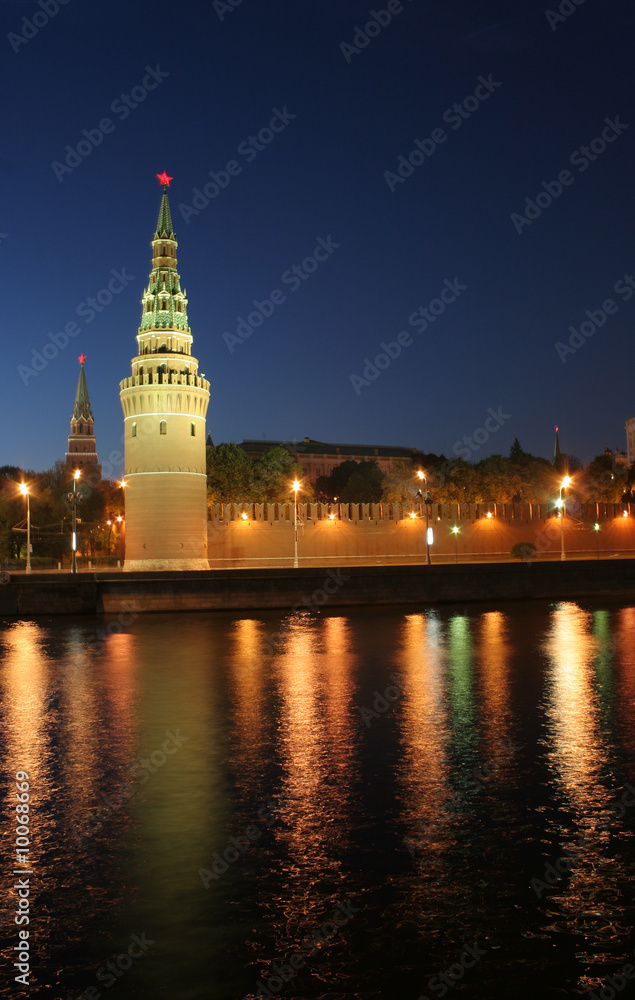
top-left (271, 614), bottom-right (357, 926)
top-left (477, 611), bottom-right (512, 760)
top-left (397, 612), bottom-right (450, 836)
top-left (541, 602), bottom-right (618, 977)
top-left (1, 623), bottom-right (50, 786)
top-left (228, 618), bottom-right (266, 791)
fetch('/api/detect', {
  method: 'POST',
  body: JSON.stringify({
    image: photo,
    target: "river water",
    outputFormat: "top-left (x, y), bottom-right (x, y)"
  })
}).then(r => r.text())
top-left (1, 600), bottom-right (635, 1000)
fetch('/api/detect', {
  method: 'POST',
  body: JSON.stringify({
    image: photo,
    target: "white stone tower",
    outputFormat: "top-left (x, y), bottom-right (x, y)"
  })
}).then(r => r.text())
top-left (119, 173), bottom-right (210, 571)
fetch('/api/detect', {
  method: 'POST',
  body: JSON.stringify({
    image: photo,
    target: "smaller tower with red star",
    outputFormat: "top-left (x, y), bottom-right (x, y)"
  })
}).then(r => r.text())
top-left (65, 354), bottom-right (102, 485)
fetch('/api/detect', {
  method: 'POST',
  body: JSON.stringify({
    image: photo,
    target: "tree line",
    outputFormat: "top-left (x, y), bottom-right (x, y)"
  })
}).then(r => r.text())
top-left (0, 462), bottom-right (125, 565)
top-left (206, 440), bottom-right (635, 506)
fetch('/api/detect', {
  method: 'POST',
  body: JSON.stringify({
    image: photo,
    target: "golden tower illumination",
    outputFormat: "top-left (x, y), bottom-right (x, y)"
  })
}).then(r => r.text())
top-left (119, 174), bottom-right (211, 570)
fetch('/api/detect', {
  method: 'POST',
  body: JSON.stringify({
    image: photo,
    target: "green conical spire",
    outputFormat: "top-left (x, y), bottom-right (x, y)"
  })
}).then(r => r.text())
top-left (72, 360), bottom-right (93, 421)
top-left (553, 426), bottom-right (561, 466)
top-left (155, 189), bottom-right (175, 239)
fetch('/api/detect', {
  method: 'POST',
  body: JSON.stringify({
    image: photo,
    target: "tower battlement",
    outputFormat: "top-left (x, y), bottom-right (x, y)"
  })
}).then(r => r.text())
top-left (120, 372), bottom-right (210, 391)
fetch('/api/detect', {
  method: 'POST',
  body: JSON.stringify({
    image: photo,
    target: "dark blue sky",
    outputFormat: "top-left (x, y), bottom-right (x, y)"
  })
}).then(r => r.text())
top-left (3, 0), bottom-right (634, 476)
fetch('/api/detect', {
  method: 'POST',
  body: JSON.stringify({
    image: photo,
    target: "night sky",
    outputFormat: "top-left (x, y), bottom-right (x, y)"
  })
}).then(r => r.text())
top-left (2, 0), bottom-right (634, 477)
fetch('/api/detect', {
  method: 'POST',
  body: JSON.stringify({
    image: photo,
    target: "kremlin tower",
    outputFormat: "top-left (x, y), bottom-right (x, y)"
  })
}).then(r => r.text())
top-left (119, 173), bottom-right (211, 571)
top-left (65, 355), bottom-right (102, 486)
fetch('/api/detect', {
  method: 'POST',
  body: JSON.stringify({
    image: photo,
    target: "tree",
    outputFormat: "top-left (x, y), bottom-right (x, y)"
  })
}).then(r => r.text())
top-left (574, 453), bottom-right (628, 503)
top-left (315, 460), bottom-right (383, 503)
top-left (340, 462), bottom-right (383, 503)
top-left (381, 459), bottom-right (420, 503)
top-left (250, 446), bottom-right (302, 503)
top-left (207, 443), bottom-right (253, 503)
top-left (508, 438), bottom-right (526, 463)
top-left (474, 454), bottom-right (521, 502)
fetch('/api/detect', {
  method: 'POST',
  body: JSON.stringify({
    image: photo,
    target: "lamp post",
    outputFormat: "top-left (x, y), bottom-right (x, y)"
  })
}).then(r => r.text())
top-left (416, 470), bottom-right (431, 566)
top-left (70, 470), bottom-right (81, 574)
top-left (19, 484), bottom-right (31, 574)
top-left (292, 479), bottom-right (300, 568)
top-left (452, 525), bottom-right (459, 563)
top-left (558, 475), bottom-right (571, 561)
top-left (593, 522), bottom-right (600, 560)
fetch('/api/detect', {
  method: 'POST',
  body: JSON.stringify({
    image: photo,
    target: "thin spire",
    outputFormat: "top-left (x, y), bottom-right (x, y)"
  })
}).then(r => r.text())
top-left (72, 355), bottom-right (93, 421)
top-left (155, 171), bottom-right (175, 238)
top-left (553, 425), bottom-right (561, 466)
top-left (155, 189), bottom-right (175, 238)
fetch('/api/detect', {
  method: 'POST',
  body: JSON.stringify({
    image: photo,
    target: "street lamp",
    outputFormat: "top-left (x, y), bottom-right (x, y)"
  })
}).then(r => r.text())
top-left (416, 470), bottom-right (431, 566)
top-left (558, 475), bottom-right (571, 561)
top-left (70, 470), bottom-right (81, 574)
top-left (292, 479), bottom-right (300, 568)
top-left (593, 522), bottom-right (600, 560)
top-left (451, 525), bottom-right (459, 563)
top-left (19, 484), bottom-right (31, 574)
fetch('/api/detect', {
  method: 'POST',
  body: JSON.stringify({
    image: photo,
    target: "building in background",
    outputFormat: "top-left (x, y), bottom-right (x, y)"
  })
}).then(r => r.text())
top-left (240, 437), bottom-right (424, 484)
top-left (119, 174), bottom-right (210, 570)
top-left (626, 417), bottom-right (635, 467)
top-left (65, 354), bottom-right (101, 486)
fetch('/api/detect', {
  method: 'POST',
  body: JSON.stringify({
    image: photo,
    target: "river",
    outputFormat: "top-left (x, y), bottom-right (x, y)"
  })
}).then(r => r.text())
top-left (1, 599), bottom-right (635, 999)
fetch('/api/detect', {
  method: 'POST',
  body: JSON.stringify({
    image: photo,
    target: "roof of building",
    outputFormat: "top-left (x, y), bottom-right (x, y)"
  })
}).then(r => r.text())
top-left (240, 438), bottom-right (423, 460)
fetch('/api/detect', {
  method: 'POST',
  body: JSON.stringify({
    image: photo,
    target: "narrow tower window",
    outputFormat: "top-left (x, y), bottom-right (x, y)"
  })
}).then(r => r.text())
top-left (191, 422), bottom-right (196, 436)
top-left (132, 422), bottom-right (137, 438)
top-left (159, 420), bottom-right (167, 435)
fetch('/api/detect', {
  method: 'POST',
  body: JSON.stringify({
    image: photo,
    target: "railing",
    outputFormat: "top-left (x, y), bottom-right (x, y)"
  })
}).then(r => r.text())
top-left (120, 372), bottom-right (209, 389)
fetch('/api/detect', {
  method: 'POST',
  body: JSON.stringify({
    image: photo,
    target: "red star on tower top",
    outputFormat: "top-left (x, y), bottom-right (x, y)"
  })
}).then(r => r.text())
top-left (78, 354), bottom-right (86, 364)
top-left (157, 171), bottom-right (173, 187)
